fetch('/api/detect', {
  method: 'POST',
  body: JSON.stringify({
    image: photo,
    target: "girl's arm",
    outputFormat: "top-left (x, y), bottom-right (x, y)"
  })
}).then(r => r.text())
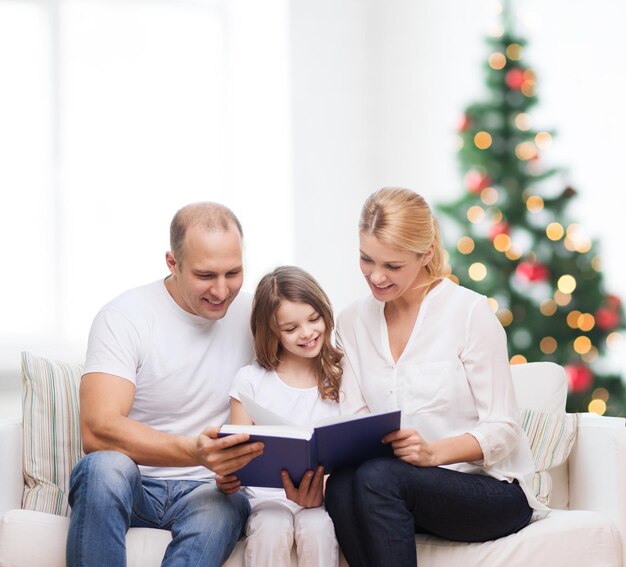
top-left (230, 398), bottom-right (254, 425)
top-left (215, 397), bottom-right (255, 493)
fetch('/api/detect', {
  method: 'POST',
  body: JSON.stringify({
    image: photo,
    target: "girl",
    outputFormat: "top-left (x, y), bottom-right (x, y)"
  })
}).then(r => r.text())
top-left (325, 187), bottom-right (547, 567)
top-left (217, 265), bottom-right (342, 567)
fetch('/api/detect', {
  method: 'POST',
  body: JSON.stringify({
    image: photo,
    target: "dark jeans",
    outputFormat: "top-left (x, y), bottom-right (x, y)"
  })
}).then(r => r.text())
top-left (325, 458), bottom-right (533, 567)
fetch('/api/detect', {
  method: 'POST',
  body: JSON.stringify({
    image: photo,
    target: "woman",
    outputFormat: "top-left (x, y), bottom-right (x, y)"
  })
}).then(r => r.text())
top-left (325, 187), bottom-right (547, 567)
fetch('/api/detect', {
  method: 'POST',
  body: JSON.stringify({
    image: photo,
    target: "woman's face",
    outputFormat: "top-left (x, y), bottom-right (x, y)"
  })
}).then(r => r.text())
top-left (359, 232), bottom-right (430, 303)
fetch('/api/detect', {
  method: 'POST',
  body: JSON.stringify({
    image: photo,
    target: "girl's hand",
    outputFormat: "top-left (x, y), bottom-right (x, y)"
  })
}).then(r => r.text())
top-left (383, 428), bottom-right (437, 467)
top-left (215, 473), bottom-right (242, 495)
top-left (281, 466), bottom-right (324, 508)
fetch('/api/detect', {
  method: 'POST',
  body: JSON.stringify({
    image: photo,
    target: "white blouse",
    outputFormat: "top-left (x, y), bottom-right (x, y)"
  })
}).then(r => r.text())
top-left (336, 277), bottom-right (548, 516)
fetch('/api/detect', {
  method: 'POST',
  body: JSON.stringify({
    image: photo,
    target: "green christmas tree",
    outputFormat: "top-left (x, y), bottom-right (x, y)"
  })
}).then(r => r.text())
top-left (436, 7), bottom-right (626, 416)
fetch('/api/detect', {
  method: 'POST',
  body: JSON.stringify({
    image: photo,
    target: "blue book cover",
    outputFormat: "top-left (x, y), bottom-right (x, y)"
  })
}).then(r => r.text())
top-left (219, 409), bottom-right (401, 488)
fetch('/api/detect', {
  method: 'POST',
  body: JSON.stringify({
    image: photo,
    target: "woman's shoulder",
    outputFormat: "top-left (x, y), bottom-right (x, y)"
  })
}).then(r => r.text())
top-left (436, 277), bottom-right (487, 307)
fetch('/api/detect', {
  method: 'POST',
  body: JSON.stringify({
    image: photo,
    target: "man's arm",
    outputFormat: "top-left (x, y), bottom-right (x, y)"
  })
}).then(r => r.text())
top-left (80, 372), bottom-right (264, 475)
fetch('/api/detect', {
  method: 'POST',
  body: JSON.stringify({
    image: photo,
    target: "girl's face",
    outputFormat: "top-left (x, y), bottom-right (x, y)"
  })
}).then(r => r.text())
top-left (359, 232), bottom-right (432, 303)
top-left (275, 300), bottom-right (326, 361)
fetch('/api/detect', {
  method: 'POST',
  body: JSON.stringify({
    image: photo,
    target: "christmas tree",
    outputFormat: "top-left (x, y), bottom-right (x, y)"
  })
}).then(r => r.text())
top-left (436, 5), bottom-right (626, 416)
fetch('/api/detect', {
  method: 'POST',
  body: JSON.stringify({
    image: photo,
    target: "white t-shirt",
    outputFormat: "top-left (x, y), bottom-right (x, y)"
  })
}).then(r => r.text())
top-left (337, 277), bottom-right (548, 516)
top-left (230, 362), bottom-right (340, 507)
top-left (83, 278), bottom-right (254, 481)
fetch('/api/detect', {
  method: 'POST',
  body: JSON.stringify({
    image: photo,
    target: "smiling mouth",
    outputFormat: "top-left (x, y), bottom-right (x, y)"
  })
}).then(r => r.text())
top-left (299, 336), bottom-right (320, 349)
top-left (204, 297), bottom-right (227, 306)
top-left (372, 282), bottom-right (393, 290)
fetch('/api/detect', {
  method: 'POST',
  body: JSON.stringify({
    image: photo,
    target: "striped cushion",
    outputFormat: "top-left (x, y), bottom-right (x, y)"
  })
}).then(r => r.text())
top-left (21, 351), bottom-right (84, 516)
top-left (519, 408), bottom-right (578, 505)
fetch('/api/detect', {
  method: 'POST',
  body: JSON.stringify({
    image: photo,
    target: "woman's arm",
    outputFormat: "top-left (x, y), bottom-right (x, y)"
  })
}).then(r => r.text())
top-left (383, 429), bottom-right (483, 466)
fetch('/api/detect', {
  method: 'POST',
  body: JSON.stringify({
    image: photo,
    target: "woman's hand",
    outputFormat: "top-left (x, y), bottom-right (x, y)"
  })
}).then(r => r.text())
top-left (215, 473), bottom-right (242, 495)
top-left (281, 466), bottom-right (325, 508)
top-left (383, 428), bottom-right (438, 467)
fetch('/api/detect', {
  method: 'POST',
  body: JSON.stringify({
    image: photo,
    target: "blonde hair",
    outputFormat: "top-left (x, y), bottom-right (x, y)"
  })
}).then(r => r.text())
top-left (360, 187), bottom-right (444, 285)
top-left (251, 266), bottom-right (342, 402)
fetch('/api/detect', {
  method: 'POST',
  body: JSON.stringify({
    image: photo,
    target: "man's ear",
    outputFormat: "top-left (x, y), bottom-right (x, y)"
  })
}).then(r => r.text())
top-left (165, 251), bottom-right (177, 275)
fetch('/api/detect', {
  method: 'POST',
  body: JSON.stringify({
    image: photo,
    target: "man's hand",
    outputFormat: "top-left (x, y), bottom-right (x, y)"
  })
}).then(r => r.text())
top-left (281, 466), bottom-right (324, 508)
top-left (215, 473), bottom-right (242, 495)
top-left (196, 426), bottom-right (264, 475)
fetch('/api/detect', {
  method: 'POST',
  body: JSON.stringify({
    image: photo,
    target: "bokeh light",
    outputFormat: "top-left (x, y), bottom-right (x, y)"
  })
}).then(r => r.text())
top-left (488, 52), bottom-right (506, 70)
top-left (557, 274), bottom-right (577, 294)
top-left (505, 43), bottom-right (523, 60)
top-left (540, 336), bottom-right (557, 354)
top-left (573, 336), bottom-right (592, 355)
top-left (474, 131), bottom-right (493, 149)
top-left (480, 187), bottom-right (499, 205)
top-left (467, 206), bottom-right (486, 223)
top-left (539, 299), bottom-right (557, 316)
top-left (515, 141), bottom-right (537, 160)
top-left (588, 399), bottom-right (607, 416)
top-left (457, 236), bottom-right (475, 254)
top-left (535, 131), bottom-right (552, 148)
top-left (526, 195), bottom-right (544, 213)
top-left (546, 222), bottom-right (564, 241)
top-left (515, 113), bottom-right (531, 130)
top-left (469, 262), bottom-right (487, 281)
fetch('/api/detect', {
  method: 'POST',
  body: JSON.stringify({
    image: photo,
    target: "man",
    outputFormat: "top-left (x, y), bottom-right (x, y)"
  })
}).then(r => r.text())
top-left (66, 202), bottom-right (264, 567)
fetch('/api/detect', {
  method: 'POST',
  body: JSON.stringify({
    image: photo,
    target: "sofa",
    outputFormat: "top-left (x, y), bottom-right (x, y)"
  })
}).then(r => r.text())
top-left (0, 353), bottom-right (625, 566)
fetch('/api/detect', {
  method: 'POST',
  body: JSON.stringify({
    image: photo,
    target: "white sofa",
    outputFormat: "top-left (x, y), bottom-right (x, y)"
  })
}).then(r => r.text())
top-left (0, 361), bottom-right (625, 566)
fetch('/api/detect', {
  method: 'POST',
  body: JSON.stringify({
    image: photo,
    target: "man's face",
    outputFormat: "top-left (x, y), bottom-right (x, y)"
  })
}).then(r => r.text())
top-left (166, 225), bottom-right (244, 320)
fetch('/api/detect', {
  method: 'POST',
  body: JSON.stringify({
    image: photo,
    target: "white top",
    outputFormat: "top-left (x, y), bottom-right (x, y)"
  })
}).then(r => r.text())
top-left (84, 279), bottom-right (254, 481)
top-left (337, 277), bottom-right (548, 516)
top-left (231, 362), bottom-right (340, 507)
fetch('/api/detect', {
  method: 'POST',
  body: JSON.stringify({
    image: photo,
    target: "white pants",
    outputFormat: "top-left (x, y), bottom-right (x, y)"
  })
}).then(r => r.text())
top-left (244, 498), bottom-right (339, 567)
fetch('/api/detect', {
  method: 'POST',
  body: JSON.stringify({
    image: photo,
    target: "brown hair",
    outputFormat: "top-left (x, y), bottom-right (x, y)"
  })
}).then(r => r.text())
top-left (251, 266), bottom-right (342, 402)
top-left (360, 187), bottom-right (444, 286)
top-left (169, 202), bottom-right (243, 267)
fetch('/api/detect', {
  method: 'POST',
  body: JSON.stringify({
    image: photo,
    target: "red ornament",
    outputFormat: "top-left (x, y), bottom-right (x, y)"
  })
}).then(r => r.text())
top-left (606, 295), bottom-right (622, 310)
top-left (595, 307), bottom-right (621, 331)
top-left (515, 260), bottom-right (550, 282)
top-left (458, 115), bottom-right (471, 132)
top-left (565, 364), bottom-right (593, 393)
top-left (505, 68), bottom-right (525, 90)
top-left (464, 170), bottom-right (491, 193)
top-left (489, 222), bottom-right (509, 240)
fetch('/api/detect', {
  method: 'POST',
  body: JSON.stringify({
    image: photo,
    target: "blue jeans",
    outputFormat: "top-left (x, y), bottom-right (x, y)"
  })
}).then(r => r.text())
top-left (325, 458), bottom-right (532, 567)
top-left (66, 451), bottom-right (251, 567)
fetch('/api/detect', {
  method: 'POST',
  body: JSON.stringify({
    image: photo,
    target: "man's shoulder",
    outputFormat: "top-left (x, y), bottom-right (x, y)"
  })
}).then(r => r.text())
top-left (100, 279), bottom-right (163, 312)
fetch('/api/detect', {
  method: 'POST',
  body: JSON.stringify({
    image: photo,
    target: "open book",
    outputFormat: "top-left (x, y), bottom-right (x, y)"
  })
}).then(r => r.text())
top-left (219, 394), bottom-right (401, 488)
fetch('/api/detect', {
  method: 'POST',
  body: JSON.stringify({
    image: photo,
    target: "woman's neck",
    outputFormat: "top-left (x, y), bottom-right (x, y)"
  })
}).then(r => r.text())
top-left (276, 352), bottom-right (318, 389)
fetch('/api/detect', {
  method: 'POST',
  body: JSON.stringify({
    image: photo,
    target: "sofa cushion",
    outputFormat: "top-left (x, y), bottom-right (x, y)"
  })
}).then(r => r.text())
top-left (518, 409), bottom-right (578, 505)
top-left (413, 509), bottom-right (622, 566)
top-left (21, 352), bottom-right (83, 516)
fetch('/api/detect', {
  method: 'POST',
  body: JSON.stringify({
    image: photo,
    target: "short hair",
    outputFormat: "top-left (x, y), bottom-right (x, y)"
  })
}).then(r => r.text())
top-left (169, 202), bottom-right (243, 266)
top-left (360, 187), bottom-right (444, 284)
top-left (251, 266), bottom-right (342, 402)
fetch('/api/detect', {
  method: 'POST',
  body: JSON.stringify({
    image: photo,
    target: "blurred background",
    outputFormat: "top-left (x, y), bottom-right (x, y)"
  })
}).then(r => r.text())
top-left (1, 0), bottom-right (625, 414)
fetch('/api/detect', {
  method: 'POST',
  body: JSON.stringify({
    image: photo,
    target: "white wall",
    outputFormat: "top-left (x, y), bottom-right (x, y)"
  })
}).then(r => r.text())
top-left (1, 0), bottom-right (625, 386)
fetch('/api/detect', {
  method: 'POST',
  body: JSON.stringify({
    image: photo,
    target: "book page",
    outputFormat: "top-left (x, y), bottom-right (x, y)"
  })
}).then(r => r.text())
top-left (220, 423), bottom-right (313, 440)
top-left (238, 392), bottom-right (297, 426)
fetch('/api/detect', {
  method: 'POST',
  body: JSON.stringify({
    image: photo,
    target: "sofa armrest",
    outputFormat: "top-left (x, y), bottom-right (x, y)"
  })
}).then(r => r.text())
top-left (568, 413), bottom-right (626, 533)
top-left (0, 418), bottom-right (23, 515)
